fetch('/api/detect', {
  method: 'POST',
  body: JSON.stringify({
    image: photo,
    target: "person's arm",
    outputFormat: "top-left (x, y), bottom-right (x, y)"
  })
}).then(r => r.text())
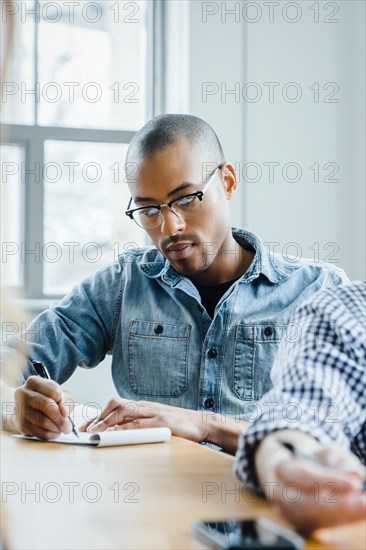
top-left (79, 397), bottom-right (249, 454)
top-left (1, 262), bottom-right (123, 437)
top-left (235, 283), bottom-right (366, 531)
top-left (254, 429), bottom-right (365, 535)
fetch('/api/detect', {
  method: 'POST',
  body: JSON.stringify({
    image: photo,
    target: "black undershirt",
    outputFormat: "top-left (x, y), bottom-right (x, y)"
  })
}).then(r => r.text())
top-left (193, 278), bottom-right (239, 319)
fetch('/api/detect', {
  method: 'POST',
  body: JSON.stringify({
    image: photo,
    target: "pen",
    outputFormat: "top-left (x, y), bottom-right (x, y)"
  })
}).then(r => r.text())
top-left (32, 360), bottom-right (79, 438)
top-left (281, 441), bottom-right (326, 466)
top-left (280, 441), bottom-right (366, 491)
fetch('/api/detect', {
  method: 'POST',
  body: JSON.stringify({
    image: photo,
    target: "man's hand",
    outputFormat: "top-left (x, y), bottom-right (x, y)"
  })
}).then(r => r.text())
top-left (13, 376), bottom-right (75, 439)
top-left (79, 398), bottom-right (209, 441)
top-left (79, 397), bottom-right (249, 453)
top-left (255, 430), bottom-right (366, 535)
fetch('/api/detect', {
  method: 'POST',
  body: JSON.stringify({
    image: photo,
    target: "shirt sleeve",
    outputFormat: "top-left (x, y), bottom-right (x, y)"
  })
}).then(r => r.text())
top-left (2, 260), bottom-right (125, 386)
top-left (234, 282), bottom-right (366, 492)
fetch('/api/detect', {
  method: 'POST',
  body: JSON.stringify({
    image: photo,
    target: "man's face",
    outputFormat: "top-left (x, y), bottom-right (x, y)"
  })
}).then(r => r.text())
top-left (127, 140), bottom-right (234, 279)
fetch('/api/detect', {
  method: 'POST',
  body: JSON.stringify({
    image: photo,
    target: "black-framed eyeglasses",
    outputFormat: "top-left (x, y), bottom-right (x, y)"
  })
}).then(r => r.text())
top-left (125, 163), bottom-right (224, 230)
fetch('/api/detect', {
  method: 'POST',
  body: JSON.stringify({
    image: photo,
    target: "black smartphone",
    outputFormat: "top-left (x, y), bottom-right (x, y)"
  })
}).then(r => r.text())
top-left (192, 518), bottom-right (304, 549)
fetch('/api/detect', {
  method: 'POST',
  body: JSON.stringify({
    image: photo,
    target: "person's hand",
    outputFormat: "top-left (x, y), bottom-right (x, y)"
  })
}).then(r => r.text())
top-left (255, 430), bottom-right (366, 535)
top-left (79, 397), bottom-right (209, 442)
top-left (14, 376), bottom-right (75, 439)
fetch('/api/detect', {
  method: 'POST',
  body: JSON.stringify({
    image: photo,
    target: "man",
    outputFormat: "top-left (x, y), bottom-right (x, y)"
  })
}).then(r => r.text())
top-left (2, 114), bottom-right (348, 453)
top-left (235, 281), bottom-right (365, 532)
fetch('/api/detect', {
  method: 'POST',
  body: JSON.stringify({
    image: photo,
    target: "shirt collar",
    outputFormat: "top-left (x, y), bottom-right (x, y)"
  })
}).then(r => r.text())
top-left (139, 251), bottom-right (180, 284)
top-left (139, 227), bottom-right (288, 285)
top-left (232, 227), bottom-right (288, 284)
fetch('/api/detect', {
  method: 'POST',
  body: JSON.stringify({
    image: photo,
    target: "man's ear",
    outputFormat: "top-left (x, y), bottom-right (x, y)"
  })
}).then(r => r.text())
top-left (221, 163), bottom-right (237, 198)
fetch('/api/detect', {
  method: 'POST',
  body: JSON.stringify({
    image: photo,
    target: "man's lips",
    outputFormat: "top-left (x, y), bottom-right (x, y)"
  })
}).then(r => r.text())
top-left (165, 242), bottom-right (194, 260)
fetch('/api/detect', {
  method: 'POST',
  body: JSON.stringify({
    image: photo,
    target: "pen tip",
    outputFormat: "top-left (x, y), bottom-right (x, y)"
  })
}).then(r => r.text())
top-left (282, 441), bottom-right (295, 453)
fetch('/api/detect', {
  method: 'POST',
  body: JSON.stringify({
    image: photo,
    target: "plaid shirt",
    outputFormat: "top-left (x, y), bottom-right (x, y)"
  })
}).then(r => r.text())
top-left (234, 281), bottom-right (366, 491)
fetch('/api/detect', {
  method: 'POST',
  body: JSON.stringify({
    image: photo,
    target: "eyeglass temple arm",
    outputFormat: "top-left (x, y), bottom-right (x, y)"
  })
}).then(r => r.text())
top-left (201, 162), bottom-right (225, 193)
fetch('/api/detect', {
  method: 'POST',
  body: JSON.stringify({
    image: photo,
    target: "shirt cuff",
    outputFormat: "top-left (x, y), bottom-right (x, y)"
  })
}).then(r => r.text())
top-left (234, 399), bottom-right (350, 494)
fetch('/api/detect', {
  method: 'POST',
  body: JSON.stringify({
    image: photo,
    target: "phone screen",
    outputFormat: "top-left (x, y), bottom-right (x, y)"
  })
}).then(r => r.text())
top-left (193, 518), bottom-right (304, 549)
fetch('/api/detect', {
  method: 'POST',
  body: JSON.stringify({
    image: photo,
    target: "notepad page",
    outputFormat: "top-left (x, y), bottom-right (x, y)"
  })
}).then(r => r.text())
top-left (72, 403), bottom-right (101, 430)
top-left (13, 432), bottom-right (98, 446)
top-left (13, 427), bottom-right (172, 447)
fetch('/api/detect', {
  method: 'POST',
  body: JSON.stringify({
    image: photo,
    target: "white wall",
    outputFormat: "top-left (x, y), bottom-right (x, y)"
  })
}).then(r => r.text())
top-left (166, 0), bottom-right (246, 223)
top-left (166, 0), bottom-right (365, 280)
top-left (66, 356), bottom-right (115, 410)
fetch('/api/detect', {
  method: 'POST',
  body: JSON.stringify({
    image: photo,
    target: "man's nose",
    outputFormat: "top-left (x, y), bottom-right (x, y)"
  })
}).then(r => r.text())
top-left (160, 206), bottom-right (185, 236)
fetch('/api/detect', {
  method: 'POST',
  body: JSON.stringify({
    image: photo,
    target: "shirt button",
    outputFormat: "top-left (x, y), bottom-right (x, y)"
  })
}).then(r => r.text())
top-left (204, 397), bottom-right (215, 409)
top-left (264, 326), bottom-right (273, 337)
top-left (154, 324), bottom-right (163, 335)
top-left (207, 348), bottom-right (217, 359)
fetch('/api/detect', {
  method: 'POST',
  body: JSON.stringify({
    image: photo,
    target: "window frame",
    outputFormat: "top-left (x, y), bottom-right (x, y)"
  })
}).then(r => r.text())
top-left (1, 0), bottom-right (165, 301)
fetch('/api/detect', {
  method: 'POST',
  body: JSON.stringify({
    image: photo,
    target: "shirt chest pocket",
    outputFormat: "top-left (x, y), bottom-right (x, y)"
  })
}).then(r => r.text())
top-left (233, 325), bottom-right (285, 401)
top-left (128, 320), bottom-right (191, 398)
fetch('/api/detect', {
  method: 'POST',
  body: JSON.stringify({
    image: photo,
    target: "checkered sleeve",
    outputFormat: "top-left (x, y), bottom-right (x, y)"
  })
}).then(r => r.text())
top-left (234, 282), bottom-right (366, 493)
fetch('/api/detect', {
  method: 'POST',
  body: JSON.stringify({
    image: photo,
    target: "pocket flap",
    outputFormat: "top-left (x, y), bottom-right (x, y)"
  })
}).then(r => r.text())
top-left (236, 324), bottom-right (286, 342)
top-left (129, 320), bottom-right (191, 339)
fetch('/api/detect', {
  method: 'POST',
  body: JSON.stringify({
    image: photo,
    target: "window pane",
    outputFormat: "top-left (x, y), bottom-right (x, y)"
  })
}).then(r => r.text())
top-left (38, 1), bottom-right (148, 130)
top-left (1, 2), bottom-right (35, 125)
top-left (1, 144), bottom-right (24, 287)
top-left (43, 140), bottom-right (145, 295)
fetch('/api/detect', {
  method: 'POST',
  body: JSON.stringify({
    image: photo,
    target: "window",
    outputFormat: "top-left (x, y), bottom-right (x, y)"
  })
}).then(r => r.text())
top-left (1, 144), bottom-right (24, 288)
top-left (1, 0), bottom-right (160, 299)
top-left (43, 140), bottom-right (131, 295)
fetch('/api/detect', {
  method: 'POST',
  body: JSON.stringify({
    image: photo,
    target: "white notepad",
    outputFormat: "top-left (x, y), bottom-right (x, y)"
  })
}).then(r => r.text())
top-left (13, 427), bottom-right (171, 447)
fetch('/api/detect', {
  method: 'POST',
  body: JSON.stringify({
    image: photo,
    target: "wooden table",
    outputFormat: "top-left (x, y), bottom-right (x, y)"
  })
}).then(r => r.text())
top-left (1, 434), bottom-right (364, 549)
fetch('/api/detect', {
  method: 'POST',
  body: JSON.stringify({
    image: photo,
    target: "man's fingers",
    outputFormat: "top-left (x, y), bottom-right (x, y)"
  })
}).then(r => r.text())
top-left (276, 489), bottom-right (366, 535)
top-left (92, 398), bottom-right (123, 423)
top-left (60, 389), bottom-right (76, 417)
top-left (86, 399), bottom-right (141, 432)
top-left (25, 376), bottom-right (64, 405)
top-left (21, 415), bottom-right (64, 440)
top-left (87, 418), bottom-right (109, 433)
top-left (79, 417), bottom-right (98, 432)
top-left (87, 410), bottom-right (122, 432)
top-left (106, 418), bottom-right (159, 432)
top-left (275, 458), bottom-right (362, 492)
top-left (26, 391), bottom-right (71, 432)
top-left (316, 447), bottom-right (366, 478)
top-left (14, 389), bottom-right (70, 435)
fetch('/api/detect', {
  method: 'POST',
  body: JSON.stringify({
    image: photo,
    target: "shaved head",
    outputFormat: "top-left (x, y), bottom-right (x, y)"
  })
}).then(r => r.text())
top-left (126, 114), bottom-right (225, 177)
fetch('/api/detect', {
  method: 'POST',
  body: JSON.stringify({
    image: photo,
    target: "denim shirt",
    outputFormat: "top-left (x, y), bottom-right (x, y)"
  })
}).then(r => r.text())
top-left (16, 228), bottom-right (348, 420)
